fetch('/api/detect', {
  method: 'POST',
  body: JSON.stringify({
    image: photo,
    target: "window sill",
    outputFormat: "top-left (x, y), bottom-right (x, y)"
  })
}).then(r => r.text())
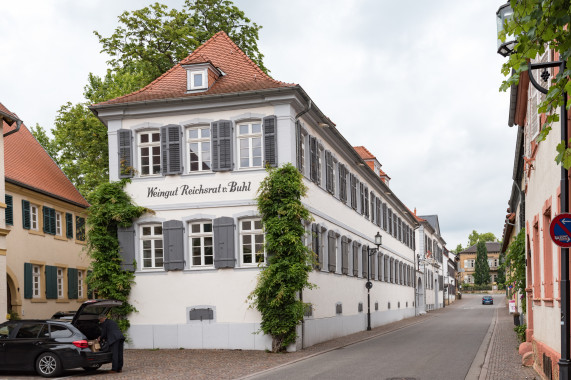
top-left (543, 298), bottom-right (554, 307)
top-left (28, 230), bottom-right (44, 237)
top-left (31, 298), bottom-right (47, 303)
top-left (54, 235), bottom-right (67, 242)
top-left (74, 240), bottom-right (87, 245)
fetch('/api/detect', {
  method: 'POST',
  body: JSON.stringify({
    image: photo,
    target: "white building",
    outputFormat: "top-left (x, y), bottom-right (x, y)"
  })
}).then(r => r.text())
top-left (91, 31), bottom-right (418, 350)
top-left (415, 214), bottom-right (447, 313)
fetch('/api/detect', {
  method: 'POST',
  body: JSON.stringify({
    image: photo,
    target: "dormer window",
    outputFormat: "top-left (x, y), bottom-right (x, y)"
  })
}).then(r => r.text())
top-left (184, 63), bottom-right (221, 93)
top-left (188, 69), bottom-right (208, 90)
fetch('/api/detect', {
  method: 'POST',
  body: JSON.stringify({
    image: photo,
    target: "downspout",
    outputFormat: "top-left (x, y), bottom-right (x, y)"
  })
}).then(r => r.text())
top-left (296, 99), bottom-right (311, 350)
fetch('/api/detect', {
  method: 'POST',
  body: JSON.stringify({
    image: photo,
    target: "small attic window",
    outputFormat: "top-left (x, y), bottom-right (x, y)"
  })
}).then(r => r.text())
top-left (187, 68), bottom-right (208, 91)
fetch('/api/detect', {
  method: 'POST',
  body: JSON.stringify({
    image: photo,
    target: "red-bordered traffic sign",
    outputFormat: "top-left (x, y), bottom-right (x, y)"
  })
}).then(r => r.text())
top-left (550, 213), bottom-right (571, 247)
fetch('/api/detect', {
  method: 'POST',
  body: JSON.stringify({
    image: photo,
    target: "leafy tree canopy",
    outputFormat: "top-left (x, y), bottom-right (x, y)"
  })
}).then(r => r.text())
top-left (467, 230), bottom-right (497, 248)
top-left (474, 240), bottom-right (491, 285)
top-left (32, 0), bottom-right (266, 200)
top-left (452, 243), bottom-right (464, 254)
top-left (498, 0), bottom-right (571, 168)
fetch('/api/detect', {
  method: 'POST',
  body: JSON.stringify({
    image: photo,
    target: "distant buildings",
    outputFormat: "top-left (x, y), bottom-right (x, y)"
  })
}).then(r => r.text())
top-left (458, 242), bottom-right (501, 285)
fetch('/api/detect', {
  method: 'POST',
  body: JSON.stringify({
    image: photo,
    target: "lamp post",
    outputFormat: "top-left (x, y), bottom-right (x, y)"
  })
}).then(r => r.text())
top-left (496, 3), bottom-right (570, 378)
top-left (367, 231), bottom-right (382, 331)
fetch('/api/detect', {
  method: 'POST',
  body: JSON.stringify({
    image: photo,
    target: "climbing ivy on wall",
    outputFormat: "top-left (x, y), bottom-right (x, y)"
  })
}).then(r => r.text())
top-left (86, 180), bottom-right (150, 332)
top-left (504, 228), bottom-right (527, 313)
top-left (249, 163), bottom-right (316, 352)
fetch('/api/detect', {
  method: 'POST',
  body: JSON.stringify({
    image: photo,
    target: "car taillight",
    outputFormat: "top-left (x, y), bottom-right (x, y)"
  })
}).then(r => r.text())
top-left (73, 340), bottom-right (89, 348)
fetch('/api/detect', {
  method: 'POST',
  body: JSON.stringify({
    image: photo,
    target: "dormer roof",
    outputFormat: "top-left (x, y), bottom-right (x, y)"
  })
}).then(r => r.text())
top-left (94, 31), bottom-right (295, 106)
top-left (1, 103), bottom-right (89, 208)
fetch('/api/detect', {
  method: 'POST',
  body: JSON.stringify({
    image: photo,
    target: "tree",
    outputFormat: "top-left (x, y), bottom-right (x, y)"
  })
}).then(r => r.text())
top-left (496, 250), bottom-right (506, 289)
top-left (499, 0), bottom-right (571, 168)
top-left (33, 0), bottom-right (266, 200)
top-left (249, 164), bottom-right (315, 352)
top-left (452, 243), bottom-right (464, 254)
top-left (467, 230), bottom-right (497, 248)
top-left (474, 240), bottom-right (490, 285)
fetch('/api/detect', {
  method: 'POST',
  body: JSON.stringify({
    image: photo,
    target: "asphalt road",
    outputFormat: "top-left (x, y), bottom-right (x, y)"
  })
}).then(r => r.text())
top-left (247, 293), bottom-right (501, 380)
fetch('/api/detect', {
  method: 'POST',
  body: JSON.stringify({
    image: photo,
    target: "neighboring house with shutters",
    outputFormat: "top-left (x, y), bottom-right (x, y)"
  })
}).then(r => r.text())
top-left (1, 103), bottom-right (90, 320)
top-left (90, 31), bottom-right (419, 351)
top-left (414, 213), bottom-right (447, 313)
top-left (458, 242), bottom-right (501, 285)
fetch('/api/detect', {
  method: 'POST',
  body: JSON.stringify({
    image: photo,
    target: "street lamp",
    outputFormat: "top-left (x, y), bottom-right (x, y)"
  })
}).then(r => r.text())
top-left (495, 2), bottom-right (515, 57)
top-left (496, 3), bottom-right (570, 378)
top-left (367, 231), bottom-right (382, 331)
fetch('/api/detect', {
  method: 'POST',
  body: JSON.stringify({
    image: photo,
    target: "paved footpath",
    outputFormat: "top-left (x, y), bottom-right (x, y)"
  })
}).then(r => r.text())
top-left (478, 303), bottom-right (538, 380)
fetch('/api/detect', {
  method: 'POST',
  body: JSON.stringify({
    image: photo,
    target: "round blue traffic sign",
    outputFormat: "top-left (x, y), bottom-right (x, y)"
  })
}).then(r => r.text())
top-left (550, 213), bottom-right (571, 247)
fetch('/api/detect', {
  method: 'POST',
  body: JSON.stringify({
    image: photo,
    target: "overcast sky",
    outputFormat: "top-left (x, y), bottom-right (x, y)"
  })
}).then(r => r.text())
top-left (0, 0), bottom-right (515, 250)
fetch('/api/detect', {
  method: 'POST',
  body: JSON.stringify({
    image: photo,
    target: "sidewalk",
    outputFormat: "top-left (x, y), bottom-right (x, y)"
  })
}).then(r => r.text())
top-left (478, 304), bottom-right (539, 380)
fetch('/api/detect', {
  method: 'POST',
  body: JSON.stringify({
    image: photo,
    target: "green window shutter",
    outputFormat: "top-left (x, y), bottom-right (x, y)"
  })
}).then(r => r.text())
top-left (65, 213), bottom-right (73, 238)
top-left (24, 263), bottom-right (33, 299)
top-left (76, 216), bottom-right (86, 241)
top-left (5, 195), bottom-right (13, 225)
top-left (45, 265), bottom-right (57, 299)
top-left (67, 268), bottom-right (78, 299)
top-left (43, 207), bottom-right (56, 235)
top-left (22, 200), bottom-right (30, 229)
top-left (43, 206), bottom-right (48, 233)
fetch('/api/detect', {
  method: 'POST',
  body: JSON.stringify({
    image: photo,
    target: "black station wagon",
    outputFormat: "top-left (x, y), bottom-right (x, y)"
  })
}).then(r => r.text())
top-left (0, 299), bottom-right (121, 377)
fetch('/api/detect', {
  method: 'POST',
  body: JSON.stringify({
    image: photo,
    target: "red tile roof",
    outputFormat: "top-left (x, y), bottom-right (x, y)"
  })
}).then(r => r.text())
top-left (1, 103), bottom-right (89, 208)
top-left (353, 146), bottom-right (375, 160)
top-left (95, 31), bottom-right (296, 106)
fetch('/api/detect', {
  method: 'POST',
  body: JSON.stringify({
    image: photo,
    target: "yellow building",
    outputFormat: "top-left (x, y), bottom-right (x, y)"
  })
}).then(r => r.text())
top-left (2, 103), bottom-right (90, 319)
top-left (458, 242), bottom-right (501, 285)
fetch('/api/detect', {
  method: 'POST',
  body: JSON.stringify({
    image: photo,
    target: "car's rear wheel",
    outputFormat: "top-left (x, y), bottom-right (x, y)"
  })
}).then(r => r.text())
top-left (36, 352), bottom-right (62, 377)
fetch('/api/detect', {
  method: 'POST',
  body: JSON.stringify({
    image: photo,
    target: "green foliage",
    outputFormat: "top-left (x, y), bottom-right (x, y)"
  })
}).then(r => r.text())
top-left (496, 250), bottom-right (506, 289)
top-left (38, 0), bottom-right (266, 199)
top-left (467, 230), bottom-right (497, 248)
top-left (460, 283), bottom-right (492, 292)
top-left (95, 0), bottom-right (267, 76)
top-left (474, 240), bottom-right (490, 285)
top-left (499, 0), bottom-right (571, 168)
top-left (249, 164), bottom-right (315, 352)
top-left (86, 180), bottom-right (150, 332)
top-left (452, 243), bottom-right (464, 254)
top-left (30, 124), bottom-right (59, 160)
top-left (514, 324), bottom-right (527, 343)
top-left (505, 228), bottom-right (527, 313)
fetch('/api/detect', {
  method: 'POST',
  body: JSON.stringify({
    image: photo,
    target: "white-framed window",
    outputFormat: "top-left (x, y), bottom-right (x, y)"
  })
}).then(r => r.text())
top-left (141, 224), bottom-right (164, 269)
top-left (188, 69), bottom-right (208, 90)
top-left (187, 126), bottom-right (211, 172)
top-left (55, 212), bottom-right (62, 236)
top-left (189, 221), bottom-right (213, 267)
top-left (240, 218), bottom-right (265, 265)
top-left (78, 271), bottom-right (84, 299)
top-left (32, 265), bottom-right (41, 298)
top-left (57, 267), bottom-right (64, 298)
top-left (31, 204), bottom-right (39, 231)
top-left (237, 122), bottom-right (262, 168)
top-left (139, 131), bottom-right (161, 175)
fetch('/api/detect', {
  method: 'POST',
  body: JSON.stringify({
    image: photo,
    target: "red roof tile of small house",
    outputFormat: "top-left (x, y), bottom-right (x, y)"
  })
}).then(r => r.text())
top-left (353, 146), bottom-right (376, 160)
top-left (95, 31), bottom-right (296, 106)
top-left (2, 103), bottom-right (89, 208)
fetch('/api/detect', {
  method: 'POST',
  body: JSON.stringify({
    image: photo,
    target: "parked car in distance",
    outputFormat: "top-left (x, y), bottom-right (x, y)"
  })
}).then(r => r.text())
top-left (482, 295), bottom-right (494, 305)
top-left (0, 299), bottom-right (122, 377)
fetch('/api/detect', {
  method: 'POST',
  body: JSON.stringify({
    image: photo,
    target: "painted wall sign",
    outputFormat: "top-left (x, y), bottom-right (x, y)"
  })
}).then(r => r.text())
top-left (550, 213), bottom-right (571, 247)
top-left (147, 181), bottom-right (252, 200)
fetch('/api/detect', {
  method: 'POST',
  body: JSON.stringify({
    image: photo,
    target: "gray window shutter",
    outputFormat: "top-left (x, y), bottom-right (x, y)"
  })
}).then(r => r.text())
top-left (371, 251), bottom-right (376, 280)
top-left (213, 217), bottom-right (236, 268)
top-left (161, 124), bottom-right (183, 175)
top-left (118, 225), bottom-right (136, 272)
top-left (309, 136), bottom-right (318, 182)
top-left (364, 187), bottom-right (369, 218)
top-left (378, 253), bottom-right (384, 282)
top-left (263, 115), bottom-right (278, 167)
top-left (352, 242), bottom-right (359, 276)
top-left (296, 121), bottom-right (302, 171)
top-left (163, 220), bottom-right (185, 271)
top-left (382, 203), bottom-right (387, 231)
top-left (361, 245), bottom-right (368, 278)
top-left (311, 223), bottom-right (321, 270)
top-left (212, 120), bottom-right (233, 172)
top-left (45, 265), bottom-right (57, 299)
top-left (339, 164), bottom-right (347, 203)
top-left (376, 198), bottom-right (381, 227)
top-left (325, 151), bottom-right (334, 194)
top-left (68, 268), bottom-right (78, 299)
top-left (327, 231), bottom-right (336, 272)
top-left (350, 174), bottom-right (357, 210)
top-left (341, 236), bottom-right (349, 275)
top-left (24, 263), bottom-right (32, 299)
top-left (117, 129), bottom-right (134, 178)
top-left (22, 199), bottom-right (30, 229)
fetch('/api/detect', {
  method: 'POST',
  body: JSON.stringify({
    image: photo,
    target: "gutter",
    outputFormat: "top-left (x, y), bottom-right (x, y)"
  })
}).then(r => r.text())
top-left (0, 109), bottom-right (23, 138)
